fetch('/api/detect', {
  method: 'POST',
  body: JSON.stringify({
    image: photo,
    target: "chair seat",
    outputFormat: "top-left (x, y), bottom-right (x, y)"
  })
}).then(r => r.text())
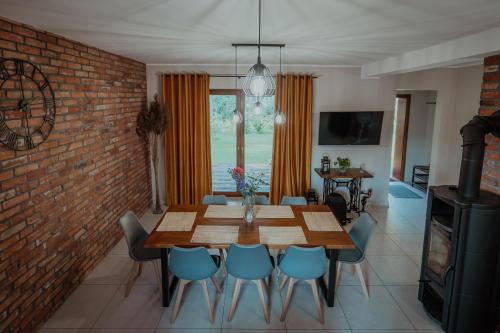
top-left (227, 255), bottom-right (275, 280)
top-left (131, 236), bottom-right (161, 261)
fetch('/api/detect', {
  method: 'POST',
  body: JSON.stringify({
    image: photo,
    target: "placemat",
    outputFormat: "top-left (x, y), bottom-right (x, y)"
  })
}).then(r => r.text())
top-left (203, 205), bottom-right (244, 218)
top-left (254, 205), bottom-right (295, 218)
top-left (302, 212), bottom-right (343, 231)
top-left (157, 212), bottom-right (197, 232)
top-left (190, 225), bottom-right (239, 244)
top-left (259, 226), bottom-right (307, 245)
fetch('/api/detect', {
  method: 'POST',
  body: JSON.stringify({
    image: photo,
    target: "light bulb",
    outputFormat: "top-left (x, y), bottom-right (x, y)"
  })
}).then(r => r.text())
top-left (249, 75), bottom-right (266, 96)
top-left (232, 109), bottom-right (242, 124)
top-left (254, 101), bottom-right (263, 115)
top-left (274, 109), bottom-right (286, 125)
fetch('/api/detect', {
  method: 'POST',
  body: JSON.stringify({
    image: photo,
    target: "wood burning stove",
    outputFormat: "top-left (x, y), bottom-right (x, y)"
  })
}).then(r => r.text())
top-left (419, 111), bottom-right (500, 333)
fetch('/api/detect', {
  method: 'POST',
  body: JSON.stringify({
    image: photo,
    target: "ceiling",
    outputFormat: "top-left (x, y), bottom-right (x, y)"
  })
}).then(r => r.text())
top-left (2, 0), bottom-right (500, 66)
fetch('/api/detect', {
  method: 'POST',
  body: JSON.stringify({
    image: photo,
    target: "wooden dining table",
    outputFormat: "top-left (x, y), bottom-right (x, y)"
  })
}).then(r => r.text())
top-left (144, 204), bottom-right (356, 308)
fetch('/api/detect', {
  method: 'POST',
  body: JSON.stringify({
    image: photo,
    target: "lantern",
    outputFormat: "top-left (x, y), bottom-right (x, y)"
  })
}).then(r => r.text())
top-left (321, 154), bottom-right (331, 173)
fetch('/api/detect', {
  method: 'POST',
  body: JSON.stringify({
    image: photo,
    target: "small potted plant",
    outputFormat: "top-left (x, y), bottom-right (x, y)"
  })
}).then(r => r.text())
top-left (334, 157), bottom-right (351, 174)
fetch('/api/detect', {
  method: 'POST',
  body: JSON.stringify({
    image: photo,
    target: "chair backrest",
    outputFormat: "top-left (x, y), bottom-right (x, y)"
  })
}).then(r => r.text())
top-left (280, 196), bottom-right (307, 206)
top-left (226, 244), bottom-right (273, 280)
top-left (255, 195), bottom-right (269, 205)
top-left (169, 246), bottom-right (218, 280)
top-left (202, 194), bottom-right (228, 205)
top-left (349, 213), bottom-right (376, 254)
top-left (279, 245), bottom-right (327, 280)
top-left (119, 211), bottom-right (148, 260)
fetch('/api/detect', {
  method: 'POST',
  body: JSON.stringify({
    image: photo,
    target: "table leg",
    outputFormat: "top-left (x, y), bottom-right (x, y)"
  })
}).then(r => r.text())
top-left (318, 249), bottom-right (339, 307)
top-left (160, 248), bottom-right (178, 307)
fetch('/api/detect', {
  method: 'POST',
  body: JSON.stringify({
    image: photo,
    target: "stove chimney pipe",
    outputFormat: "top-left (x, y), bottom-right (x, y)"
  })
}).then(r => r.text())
top-left (458, 110), bottom-right (500, 199)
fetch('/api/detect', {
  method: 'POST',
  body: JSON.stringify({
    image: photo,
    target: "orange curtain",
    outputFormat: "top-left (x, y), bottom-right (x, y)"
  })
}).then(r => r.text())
top-left (269, 74), bottom-right (313, 204)
top-left (163, 73), bottom-right (212, 205)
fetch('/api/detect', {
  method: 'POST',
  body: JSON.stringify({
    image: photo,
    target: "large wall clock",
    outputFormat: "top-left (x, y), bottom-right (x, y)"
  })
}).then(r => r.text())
top-left (0, 58), bottom-right (56, 150)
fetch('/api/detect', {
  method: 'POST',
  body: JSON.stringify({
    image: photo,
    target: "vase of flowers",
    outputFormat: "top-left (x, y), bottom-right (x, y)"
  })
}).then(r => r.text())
top-left (228, 166), bottom-right (267, 224)
top-left (335, 157), bottom-right (351, 174)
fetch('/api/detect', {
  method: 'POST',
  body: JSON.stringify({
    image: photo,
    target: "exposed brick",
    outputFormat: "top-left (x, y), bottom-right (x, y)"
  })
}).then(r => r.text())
top-left (0, 17), bottom-right (149, 333)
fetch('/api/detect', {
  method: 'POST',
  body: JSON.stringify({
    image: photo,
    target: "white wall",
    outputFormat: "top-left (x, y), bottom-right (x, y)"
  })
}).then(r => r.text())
top-left (403, 91), bottom-right (436, 183)
top-left (147, 65), bottom-right (396, 206)
top-left (391, 66), bottom-right (483, 187)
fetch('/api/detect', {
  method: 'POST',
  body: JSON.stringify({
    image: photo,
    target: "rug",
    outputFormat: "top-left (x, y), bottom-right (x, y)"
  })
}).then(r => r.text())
top-left (389, 184), bottom-right (423, 199)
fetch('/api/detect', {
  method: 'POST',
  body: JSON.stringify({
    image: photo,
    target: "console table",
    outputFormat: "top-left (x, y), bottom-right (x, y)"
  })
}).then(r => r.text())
top-left (314, 168), bottom-right (374, 213)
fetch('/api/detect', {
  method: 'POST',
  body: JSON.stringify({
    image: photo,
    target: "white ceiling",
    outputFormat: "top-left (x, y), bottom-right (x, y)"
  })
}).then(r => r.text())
top-left (2, 0), bottom-right (500, 66)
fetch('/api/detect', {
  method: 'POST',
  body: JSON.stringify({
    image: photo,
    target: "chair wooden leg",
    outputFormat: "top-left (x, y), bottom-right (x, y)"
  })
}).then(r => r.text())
top-left (125, 261), bottom-right (140, 297)
top-left (171, 279), bottom-right (188, 323)
top-left (355, 262), bottom-right (369, 298)
top-left (279, 275), bottom-right (289, 291)
top-left (202, 279), bottom-right (215, 323)
top-left (256, 279), bottom-right (270, 323)
top-left (335, 262), bottom-right (342, 288)
top-left (228, 278), bottom-right (243, 321)
top-left (210, 275), bottom-right (222, 294)
top-left (219, 249), bottom-right (227, 276)
top-left (307, 279), bottom-right (324, 324)
top-left (137, 262), bottom-right (144, 277)
top-left (280, 277), bottom-right (296, 322)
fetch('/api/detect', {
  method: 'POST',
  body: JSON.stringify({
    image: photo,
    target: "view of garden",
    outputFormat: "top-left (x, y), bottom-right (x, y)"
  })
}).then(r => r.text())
top-left (210, 94), bottom-right (274, 192)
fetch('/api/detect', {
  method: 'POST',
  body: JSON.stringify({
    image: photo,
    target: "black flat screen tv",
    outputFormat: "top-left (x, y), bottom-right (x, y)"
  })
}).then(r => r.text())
top-left (318, 111), bottom-right (384, 145)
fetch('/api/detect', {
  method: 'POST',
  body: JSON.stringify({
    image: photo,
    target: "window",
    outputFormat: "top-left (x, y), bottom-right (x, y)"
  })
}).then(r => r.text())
top-left (209, 89), bottom-right (274, 194)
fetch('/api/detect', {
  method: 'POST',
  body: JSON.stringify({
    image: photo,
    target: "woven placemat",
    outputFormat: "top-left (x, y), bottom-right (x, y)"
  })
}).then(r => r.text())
top-left (157, 212), bottom-right (197, 232)
top-left (203, 205), bottom-right (244, 218)
top-left (190, 225), bottom-right (239, 244)
top-left (303, 212), bottom-right (343, 232)
top-left (254, 205), bottom-right (295, 218)
top-left (259, 226), bottom-right (307, 245)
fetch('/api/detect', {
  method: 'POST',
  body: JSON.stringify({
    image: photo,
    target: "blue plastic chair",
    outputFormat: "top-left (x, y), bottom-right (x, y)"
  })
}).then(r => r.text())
top-left (255, 195), bottom-right (269, 205)
top-left (225, 244), bottom-right (274, 323)
top-left (278, 246), bottom-right (327, 324)
top-left (280, 196), bottom-right (307, 206)
top-left (202, 194), bottom-right (228, 205)
top-left (169, 247), bottom-right (222, 323)
top-left (336, 213), bottom-right (376, 298)
top-left (119, 211), bottom-right (161, 297)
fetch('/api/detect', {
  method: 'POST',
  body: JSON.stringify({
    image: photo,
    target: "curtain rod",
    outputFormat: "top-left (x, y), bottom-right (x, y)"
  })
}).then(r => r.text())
top-left (155, 73), bottom-right (319, 79)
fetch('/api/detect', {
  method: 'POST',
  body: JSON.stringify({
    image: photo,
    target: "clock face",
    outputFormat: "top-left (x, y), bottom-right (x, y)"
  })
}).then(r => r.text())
top-left (0, 58), bottom-right (56, 150)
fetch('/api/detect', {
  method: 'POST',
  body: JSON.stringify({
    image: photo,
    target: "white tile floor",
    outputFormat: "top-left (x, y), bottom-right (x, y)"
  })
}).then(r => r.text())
top-left (40, 185), bottom-right (443, 333)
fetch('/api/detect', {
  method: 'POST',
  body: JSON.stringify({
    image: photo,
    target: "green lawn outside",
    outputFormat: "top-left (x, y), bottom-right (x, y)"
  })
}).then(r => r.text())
top-left (211, 131), bottom-right (273, 164)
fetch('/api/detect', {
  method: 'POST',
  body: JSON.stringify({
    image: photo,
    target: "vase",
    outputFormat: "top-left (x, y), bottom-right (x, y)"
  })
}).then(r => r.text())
top-left (242, 193), bottom-right (256, 223)
top-left (338, 165), bottom-right (348, 174)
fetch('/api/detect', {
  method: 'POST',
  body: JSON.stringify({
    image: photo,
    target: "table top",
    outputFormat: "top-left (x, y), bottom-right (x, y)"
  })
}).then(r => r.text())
top-left (314, 167), bottom-right (374, 179)
top-left (144, 204), bottom-right (356, 250)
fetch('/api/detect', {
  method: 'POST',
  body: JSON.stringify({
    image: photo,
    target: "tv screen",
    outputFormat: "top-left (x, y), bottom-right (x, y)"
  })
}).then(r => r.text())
top-left (318, 111), bottom-right (384, 145)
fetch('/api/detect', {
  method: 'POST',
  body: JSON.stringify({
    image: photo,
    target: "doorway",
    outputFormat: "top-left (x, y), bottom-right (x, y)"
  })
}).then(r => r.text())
top-left (389, 90), bottom-right (437, 197)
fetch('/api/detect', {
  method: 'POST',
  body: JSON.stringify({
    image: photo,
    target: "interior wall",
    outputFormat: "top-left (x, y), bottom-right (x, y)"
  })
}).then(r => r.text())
top-left (147, 65), bottom-right (396, 205)
top-left (402, 91), bottom-right (436, 183)
top-left (391, 65), bottom-right (483, 187)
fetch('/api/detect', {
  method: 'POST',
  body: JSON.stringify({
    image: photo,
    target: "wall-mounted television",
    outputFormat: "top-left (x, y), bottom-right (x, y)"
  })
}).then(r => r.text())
top-left (318, 111), bottom-right (384, 145)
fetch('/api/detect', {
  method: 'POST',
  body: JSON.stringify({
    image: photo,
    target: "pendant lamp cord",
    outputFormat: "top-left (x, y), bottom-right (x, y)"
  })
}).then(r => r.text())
top-left (258, 0), bottom-right (261, 58)
top-left (235, 45), bottom-right (238, 88)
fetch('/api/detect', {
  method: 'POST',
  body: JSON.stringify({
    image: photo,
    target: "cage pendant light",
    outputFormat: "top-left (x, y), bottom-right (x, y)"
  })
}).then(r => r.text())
top-left (242, 0), bottom-right (276, 97)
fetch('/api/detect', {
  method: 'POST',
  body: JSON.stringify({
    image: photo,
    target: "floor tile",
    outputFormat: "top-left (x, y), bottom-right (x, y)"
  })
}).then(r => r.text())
top-left (157, 330), bottom-right (220, 333)
top-left (286, 330), bottom-right (351, 333)
top-left (83, 255), bottom-right (132, 285)
top-left (221, 330), bottom-right (286, 332)
top-left (279, 284), bottom-right (349, 330)
top-left (89, 330), bottom-right (154, 333)
top-left (387, 234), bottom-right (424, 256)
top-left (93, 285), bottom-right (163, 328)
top-left (109, 238), bottom-right (128, 255)
top-left (337, 286), bottom-right (414, 330)
top-left (387, 286), bottom-right (441, 330)
top-left (366, 256), bottom-right (420, 285)
top-left (337, 260), bottom-right (383, 286)
top-left (38, 330), bottom-right (90, 333)
top-left (366, 234), bottom-right (405, 255)
top-left (351, 330), bottom-right (416, 333)
top-left (157, 281), bottom-right (224, 329)
top-left (222, 282), bottom-right (285, 330)
top-left (43, 285), bottom-right (118, 329)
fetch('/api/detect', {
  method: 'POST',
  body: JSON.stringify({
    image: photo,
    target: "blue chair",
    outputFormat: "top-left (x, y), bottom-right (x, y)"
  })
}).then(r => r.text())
top-left (169, 247), bottom-right (222, 323)
top-left (255, 195), bottom-right (269, 205)
top-left (280, 196), bottom-right (307, 206)
top-left (225, 244), bottom-right (274, 323)
top-left (278, 246), bottom-right (327, 324)
top-left (335, 213), bottom-right (376, 298)
top-left (202, 194), bottom-right (228, 205)
top-left (119, 211), bottom-right (161, 297)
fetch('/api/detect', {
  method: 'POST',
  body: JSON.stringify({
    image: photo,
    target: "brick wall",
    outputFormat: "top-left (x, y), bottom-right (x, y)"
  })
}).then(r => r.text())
top-left (0, 18), bottom-right (150, 332)
top-left (480, 54), bottom-right (500, 194)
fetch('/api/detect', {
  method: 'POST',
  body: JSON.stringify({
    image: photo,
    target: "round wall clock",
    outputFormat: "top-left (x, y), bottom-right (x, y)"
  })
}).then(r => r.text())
top-left (0, 58), bottom-right (56, 150)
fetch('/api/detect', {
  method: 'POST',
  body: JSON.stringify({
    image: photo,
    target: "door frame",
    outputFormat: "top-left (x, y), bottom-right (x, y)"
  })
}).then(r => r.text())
top-left (392, 94), bottom-right (411, 181)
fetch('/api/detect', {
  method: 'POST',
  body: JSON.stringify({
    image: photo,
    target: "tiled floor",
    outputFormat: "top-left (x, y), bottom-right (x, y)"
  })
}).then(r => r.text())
top-left (39, 184), bottom-right (443, 333)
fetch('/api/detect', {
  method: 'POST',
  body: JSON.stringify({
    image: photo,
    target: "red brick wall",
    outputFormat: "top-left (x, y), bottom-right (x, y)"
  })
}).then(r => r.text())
top-left (0, 18), bottom-right (150, 332)
top-left (480, 55), bottom-right (500, 194)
